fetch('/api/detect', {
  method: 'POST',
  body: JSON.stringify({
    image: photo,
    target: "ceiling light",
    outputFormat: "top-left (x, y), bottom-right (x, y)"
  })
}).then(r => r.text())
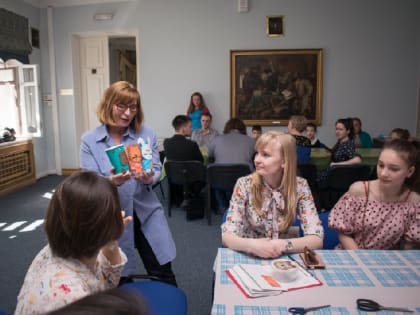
top-left (93, 13), bottom-right (114, 21)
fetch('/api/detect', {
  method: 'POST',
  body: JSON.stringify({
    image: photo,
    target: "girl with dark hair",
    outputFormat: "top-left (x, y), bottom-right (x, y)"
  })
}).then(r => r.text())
top-left (317, 118), bottom-right (361, 188)
top-left (329, 118), bottom-right (361, 166)
top-left (329, 139), bottom-right (420, 249)
top-left (186, 92), bottom-right (210, 130)
top-left (15, 172), bottom-right (132, 315)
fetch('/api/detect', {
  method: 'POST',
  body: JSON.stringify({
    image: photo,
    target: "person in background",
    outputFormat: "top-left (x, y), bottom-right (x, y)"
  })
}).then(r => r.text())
top-left (287, 115), bottom-right (311, 164)
top-left (80, 81), bottom-right (177, 286)
top-left (186, 92), bottom-right (210, 131)
top-left (191, 112), bottom-right (219, 149)
top-left (49, 287), bottom-right (151, 315)
top-left (164, 115), bottom-right (205, 216)
top-left (352, 117), bottom-right (373, 148)
top-left (15, 172), bottom-right (131, 315)
top-left (251, 125), bottom-right (263, 141)
top-left (305, 122), bottom-right (328, 149)
top-left (317, 118), bottom-right (362, 188)
top-left (164, 115), bottom-right (203, 163)
top-left (208, 118), bottom-right (255, 213)
top-left (389, 128), bottom-right (410, 141)
top-left (222, 131), bottom-right (323, 258)
top-left (329, 139), bottom-right (420, 249)
top-left (329, 118), bottom-right (361, 167)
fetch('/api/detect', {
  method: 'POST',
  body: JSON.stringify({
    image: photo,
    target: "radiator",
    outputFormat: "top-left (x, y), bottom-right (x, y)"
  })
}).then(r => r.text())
top-left (0, 140), bottom-right (36, 195)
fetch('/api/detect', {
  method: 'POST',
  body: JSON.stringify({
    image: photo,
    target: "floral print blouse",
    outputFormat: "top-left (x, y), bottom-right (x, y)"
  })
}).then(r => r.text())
top-left (15, 245), bottom-right (127, 315)
top-left (222, 175), bottom-right (324, 240)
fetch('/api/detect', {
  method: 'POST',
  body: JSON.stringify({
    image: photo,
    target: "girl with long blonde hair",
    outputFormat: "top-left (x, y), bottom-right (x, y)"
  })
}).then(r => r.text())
top-left (222, 131), bottom-right (323, 258)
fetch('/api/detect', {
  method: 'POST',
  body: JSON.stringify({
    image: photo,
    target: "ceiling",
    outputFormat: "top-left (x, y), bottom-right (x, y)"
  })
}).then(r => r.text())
top-left (24, 0), bottom-right (137, 8)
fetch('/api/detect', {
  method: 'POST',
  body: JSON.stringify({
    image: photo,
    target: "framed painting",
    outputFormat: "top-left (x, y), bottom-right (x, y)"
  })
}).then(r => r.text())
top-left (230, 49), bottom-right (323, 126)
top-left (266, 15), bottom-right (284, 37)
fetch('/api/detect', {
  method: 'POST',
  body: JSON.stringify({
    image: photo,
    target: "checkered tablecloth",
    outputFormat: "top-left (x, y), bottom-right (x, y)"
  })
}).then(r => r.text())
top-left (212, 249), bottom-right (420, 315)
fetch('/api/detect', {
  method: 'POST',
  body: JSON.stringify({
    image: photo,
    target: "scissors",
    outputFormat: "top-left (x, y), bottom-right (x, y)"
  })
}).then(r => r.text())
top-left (357, 299), bottom-right (414, 313)
top-left (288, 305), bottom-right (330, 314)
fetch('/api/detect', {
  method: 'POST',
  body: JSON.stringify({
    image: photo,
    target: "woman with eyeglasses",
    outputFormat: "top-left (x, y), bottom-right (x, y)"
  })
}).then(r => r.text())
top-left (80, 81), bottom-right (177, 286)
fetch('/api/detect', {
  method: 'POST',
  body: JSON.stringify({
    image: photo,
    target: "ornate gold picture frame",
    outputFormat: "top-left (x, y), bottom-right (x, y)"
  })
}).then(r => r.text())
top-left (230, 49), bottom-right (323, 126)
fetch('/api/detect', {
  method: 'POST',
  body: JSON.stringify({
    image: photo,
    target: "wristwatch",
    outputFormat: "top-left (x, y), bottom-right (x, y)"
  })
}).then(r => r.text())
top-left (285, 239), bottom-right (293, 253)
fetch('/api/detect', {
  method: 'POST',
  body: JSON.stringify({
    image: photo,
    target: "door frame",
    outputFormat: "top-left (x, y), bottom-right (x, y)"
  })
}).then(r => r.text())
top-left (71, 31), bottom-right (139, 166)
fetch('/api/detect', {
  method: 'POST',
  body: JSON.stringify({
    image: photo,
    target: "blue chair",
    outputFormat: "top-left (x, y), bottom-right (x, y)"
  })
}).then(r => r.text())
top-left (121, 280), bottom-right (187, 315)
top-left (296, 146), bottom-right (311, 164)
top-left (292, 211), bottom-right (339, 249)
top-left (318, 211), bottom-right (339, 249)
top-left (225, 210), bottom-right (338, 249)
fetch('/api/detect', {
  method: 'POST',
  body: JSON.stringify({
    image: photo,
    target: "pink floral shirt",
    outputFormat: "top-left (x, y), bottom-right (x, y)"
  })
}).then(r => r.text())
top-left (329, 192), bottom-right (420, 249)
top-left (15, 245), bottom-right (127, 315)
top-left (222, 175), bottom-right (323, 239)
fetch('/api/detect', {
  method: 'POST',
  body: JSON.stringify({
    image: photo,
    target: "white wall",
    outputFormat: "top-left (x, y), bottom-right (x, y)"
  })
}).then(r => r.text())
top-left (2, 0), bottom-right (420, 173)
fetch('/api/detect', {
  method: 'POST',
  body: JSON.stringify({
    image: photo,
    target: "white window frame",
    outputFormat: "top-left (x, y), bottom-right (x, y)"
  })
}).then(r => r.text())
top-left (0, 64), bottom-right (42, 137)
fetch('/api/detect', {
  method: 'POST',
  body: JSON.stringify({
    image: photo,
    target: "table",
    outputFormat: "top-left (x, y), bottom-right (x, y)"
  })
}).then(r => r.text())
top-left (310, 148), bottom-right (381, 172)
top-left (211, 248), bottom-right (420, 315)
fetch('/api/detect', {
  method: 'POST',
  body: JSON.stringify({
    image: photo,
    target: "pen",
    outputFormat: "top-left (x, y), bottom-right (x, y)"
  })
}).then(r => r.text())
top-left (287, 254), bottom-right (317, 279)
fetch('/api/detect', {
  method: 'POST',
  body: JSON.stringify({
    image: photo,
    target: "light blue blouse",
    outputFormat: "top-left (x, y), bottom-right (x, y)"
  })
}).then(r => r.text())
top-left (80, 124), bottom-right (176, 276)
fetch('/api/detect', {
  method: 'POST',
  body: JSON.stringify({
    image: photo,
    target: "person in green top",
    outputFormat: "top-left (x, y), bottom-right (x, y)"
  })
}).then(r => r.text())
top-left (353, 117), bottom-right (373, 148)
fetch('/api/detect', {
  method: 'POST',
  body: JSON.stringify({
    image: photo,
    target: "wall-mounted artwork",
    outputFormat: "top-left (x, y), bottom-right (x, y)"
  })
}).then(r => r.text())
top-left (230, 49), bottom-right (323, 126)
top-left (266, 16), bottom-right (284, 37)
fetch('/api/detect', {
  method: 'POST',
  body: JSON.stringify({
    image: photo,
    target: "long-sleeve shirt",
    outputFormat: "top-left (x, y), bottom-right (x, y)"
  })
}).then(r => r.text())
top-left (15, 245), bottom-right (127, 315)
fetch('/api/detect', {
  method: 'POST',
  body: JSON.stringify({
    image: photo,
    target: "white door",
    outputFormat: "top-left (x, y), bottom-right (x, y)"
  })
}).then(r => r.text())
top-left (79, 36), bottom-right (110, 131)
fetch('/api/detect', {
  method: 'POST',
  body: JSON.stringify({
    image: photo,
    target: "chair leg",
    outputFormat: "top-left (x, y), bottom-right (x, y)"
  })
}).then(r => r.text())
top-left (167, 182), bottom-right (172, 217)
top-left (159, 182), bottom-right (165, 199)
top-left (207, 185), bottom-right (212, 225)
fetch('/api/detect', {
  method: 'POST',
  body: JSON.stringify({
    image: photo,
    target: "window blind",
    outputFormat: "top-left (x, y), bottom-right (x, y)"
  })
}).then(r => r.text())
top-left (0, 8), bottom-right (32, 55)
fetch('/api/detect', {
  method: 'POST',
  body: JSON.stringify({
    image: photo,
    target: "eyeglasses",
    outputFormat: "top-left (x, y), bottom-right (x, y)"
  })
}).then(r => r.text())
top-left (115, 103), bottom-right (138, 112)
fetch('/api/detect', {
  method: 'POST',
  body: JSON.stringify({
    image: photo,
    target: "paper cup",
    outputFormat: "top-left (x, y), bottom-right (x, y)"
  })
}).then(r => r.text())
top-left (271, 259), bottom-right (298, 282)
top-left (105, 144), bottom-right (129, 174)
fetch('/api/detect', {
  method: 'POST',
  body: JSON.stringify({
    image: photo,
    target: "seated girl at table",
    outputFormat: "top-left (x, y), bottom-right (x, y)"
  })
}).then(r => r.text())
top-left (221, 131), bottom-right (324, 259)
top-left (317, 118), bottom-right (361, 187)
top-left (186, 92), bottom-right (210, 131)
top-left (329, 139), bottom-right (420, 250)
top-left (329, 118), bottom-right (361, 167)
top-left (15, 172), bottom-right (131, 315)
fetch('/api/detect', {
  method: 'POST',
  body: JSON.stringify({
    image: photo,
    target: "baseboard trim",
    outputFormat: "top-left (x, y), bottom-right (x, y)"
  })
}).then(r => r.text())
top-left (62, 168), bottom-right (81, 175)
top-left (36, 169), bottom-right (57, 179)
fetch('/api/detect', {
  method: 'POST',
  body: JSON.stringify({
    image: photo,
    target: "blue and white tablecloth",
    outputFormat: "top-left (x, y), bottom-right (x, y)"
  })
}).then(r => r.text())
top-left (211, 248), bottom-right (420, 315)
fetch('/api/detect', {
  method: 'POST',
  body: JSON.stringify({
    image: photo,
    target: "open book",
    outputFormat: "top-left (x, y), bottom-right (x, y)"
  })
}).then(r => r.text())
top-left (226, 261), bottom-right (322, 298)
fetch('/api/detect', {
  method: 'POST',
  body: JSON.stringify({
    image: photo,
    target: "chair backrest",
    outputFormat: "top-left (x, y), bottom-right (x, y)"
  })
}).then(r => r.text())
top-left (326, 164), bottom-right (371, 191)
top-left (164, 160), bottom-right (206, 186)
top-left (121, 281), bottom-right (187, 315)
top-left (321, 164), bottom-right (371, 210)
top-left (297, 163), bottom-right (317, 192)
top-left (207, 163), bottom-right (251, 191)
top-left (318, 211), bottom-right (339, 249)
top-left (296, 145), bottom-right (311, 164)
top-left (292, 211), bottom-right (339, 249)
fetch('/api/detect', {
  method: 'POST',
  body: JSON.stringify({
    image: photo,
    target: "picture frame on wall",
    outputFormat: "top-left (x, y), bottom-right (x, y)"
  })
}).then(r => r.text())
top-left (230, 49), bottom-right (323, 126)
top-left (266, 15), bottom-right (284, 37)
